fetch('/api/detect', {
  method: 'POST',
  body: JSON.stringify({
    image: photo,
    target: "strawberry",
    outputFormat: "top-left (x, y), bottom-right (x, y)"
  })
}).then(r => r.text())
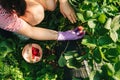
top-left (78, 26), bottom-right (84, 31)
top-left (74, 26), bottom-right (84, 36)
top-left (32, 47), bottom-right (40, 59)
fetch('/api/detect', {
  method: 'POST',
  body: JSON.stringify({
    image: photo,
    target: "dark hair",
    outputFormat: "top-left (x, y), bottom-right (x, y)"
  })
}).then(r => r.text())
top-left (0, 0), bottom-right (26, 16)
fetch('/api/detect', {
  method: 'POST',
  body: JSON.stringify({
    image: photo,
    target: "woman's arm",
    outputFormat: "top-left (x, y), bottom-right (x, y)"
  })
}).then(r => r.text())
top-left (17, 20), bottom-right (85, 41)
top-left (17, 21), bottom-right (58, 40)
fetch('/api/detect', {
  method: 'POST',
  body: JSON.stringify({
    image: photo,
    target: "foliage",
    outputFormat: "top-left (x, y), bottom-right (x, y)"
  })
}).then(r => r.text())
top-left (58, 0), bottom-right (120, 79)
top-left (1, 0), bottom-right (120, 80)
top-left (0, 31), bottom-right (64, 80)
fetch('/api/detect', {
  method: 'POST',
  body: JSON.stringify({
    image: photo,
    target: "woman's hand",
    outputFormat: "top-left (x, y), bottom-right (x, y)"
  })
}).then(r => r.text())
top-left (59, 0), bottom-right (77, 23)
top-left (58, 26), bottom-right (85, 41)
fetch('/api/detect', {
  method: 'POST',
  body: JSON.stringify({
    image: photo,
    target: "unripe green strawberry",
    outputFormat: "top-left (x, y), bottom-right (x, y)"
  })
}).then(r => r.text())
top-left (98, 13), bottom-right (106, 24)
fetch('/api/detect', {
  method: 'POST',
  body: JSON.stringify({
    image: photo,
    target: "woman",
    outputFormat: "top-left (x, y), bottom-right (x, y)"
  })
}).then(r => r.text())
top-left (0, 0), bottom-right (85, 41)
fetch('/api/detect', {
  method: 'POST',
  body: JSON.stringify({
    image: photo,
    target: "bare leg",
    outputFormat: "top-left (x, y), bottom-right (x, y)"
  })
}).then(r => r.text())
top-left (35, 0), bottom-right (57, 11)
top-left (45, 0), bottom-right (57, 11)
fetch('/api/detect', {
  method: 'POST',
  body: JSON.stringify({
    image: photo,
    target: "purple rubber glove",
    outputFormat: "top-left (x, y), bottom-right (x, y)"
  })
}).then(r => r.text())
top-left (57, 26), bottom-right (85, 41)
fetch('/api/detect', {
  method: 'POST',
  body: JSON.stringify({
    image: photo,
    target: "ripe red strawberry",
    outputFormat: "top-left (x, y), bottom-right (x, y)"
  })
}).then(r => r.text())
top-left (74, 26), bottom-right (85, 36)
top-left (32, 47), bottom-right (40, 59)
top-left (78, 26), bottom-right (84, 31)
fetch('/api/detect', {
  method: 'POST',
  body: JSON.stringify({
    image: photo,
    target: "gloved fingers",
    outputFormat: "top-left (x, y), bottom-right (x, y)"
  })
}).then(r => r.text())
top-left (77, 30), bottom-right (85, 36)
top-left (57, 26), bottom-right (85, 41)
top-left (74, 26), bottom-right (85, 36)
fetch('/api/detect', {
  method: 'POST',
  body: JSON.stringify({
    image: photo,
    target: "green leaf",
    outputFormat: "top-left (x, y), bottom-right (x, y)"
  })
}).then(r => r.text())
top-left (66, 58), bottom-right (81, 69)
top-left (64, 54), bottom-right (74, 60)
top-left (105, 63), bottom-right (115, 76)
top-left (114, 70), bottom-right (120, 79)
top-left (105, 48), bottom-right (119, 63)
top-left (76, 56), bottom-right (84, 61)
top-left (64, 51), bottom-right (76, 60)
top-left (111, 15), bottom-right (120, 31)
top-left (104, 18), bottom-right (112, 30)
top-left (0, 47), bottom-right (7, 53)
top-left (110, 30), bottom-right (118, 42)
top-left (47, 54), bottom-right (56, 61)
top-left (81, 36), bottom-right (97, 48)
top-left (76, 13), bottom-right (85, 23)
top-left (101, 63), bottom-right (115, 79)
top-left (86, 10), bottom-right (93, 18)
top-left (97, 35), bottom-right (113, 46)
top-left (0, 41), bottom-right (13, 58)
top-left (93, 48), bottom-right (102, 63)
top-left (115, 61), bottom-right (120, 72)
top-left (99, 47), bottom-right (109, 62)
top-left (58, 54), bottom-right (66, 67)
top-left (89, 71), bottom-right (101, 80)
top-left (88, 19), bottom-right (96, 28)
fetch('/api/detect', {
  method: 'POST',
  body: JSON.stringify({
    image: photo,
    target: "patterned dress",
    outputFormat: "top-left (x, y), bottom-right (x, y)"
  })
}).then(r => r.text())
top-left (0, 5), bottom-right (25, 32)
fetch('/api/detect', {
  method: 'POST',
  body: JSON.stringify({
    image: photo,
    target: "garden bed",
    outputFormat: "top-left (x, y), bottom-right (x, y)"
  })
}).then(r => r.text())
top-left (1, 0), bottom-right (120, 80)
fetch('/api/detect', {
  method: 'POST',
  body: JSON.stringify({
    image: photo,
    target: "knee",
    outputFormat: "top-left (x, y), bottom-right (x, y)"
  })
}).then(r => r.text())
top-left (47, 4), bottom-right (56, 11)
top-left (45, 0), bottom-right (57, 11)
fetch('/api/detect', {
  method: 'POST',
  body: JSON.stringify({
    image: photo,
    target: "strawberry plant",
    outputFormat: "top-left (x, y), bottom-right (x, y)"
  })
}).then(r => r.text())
top-left (58, 0), bottom-right (120, 79)
top-left (1, 0), bottom-right (120, 80)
